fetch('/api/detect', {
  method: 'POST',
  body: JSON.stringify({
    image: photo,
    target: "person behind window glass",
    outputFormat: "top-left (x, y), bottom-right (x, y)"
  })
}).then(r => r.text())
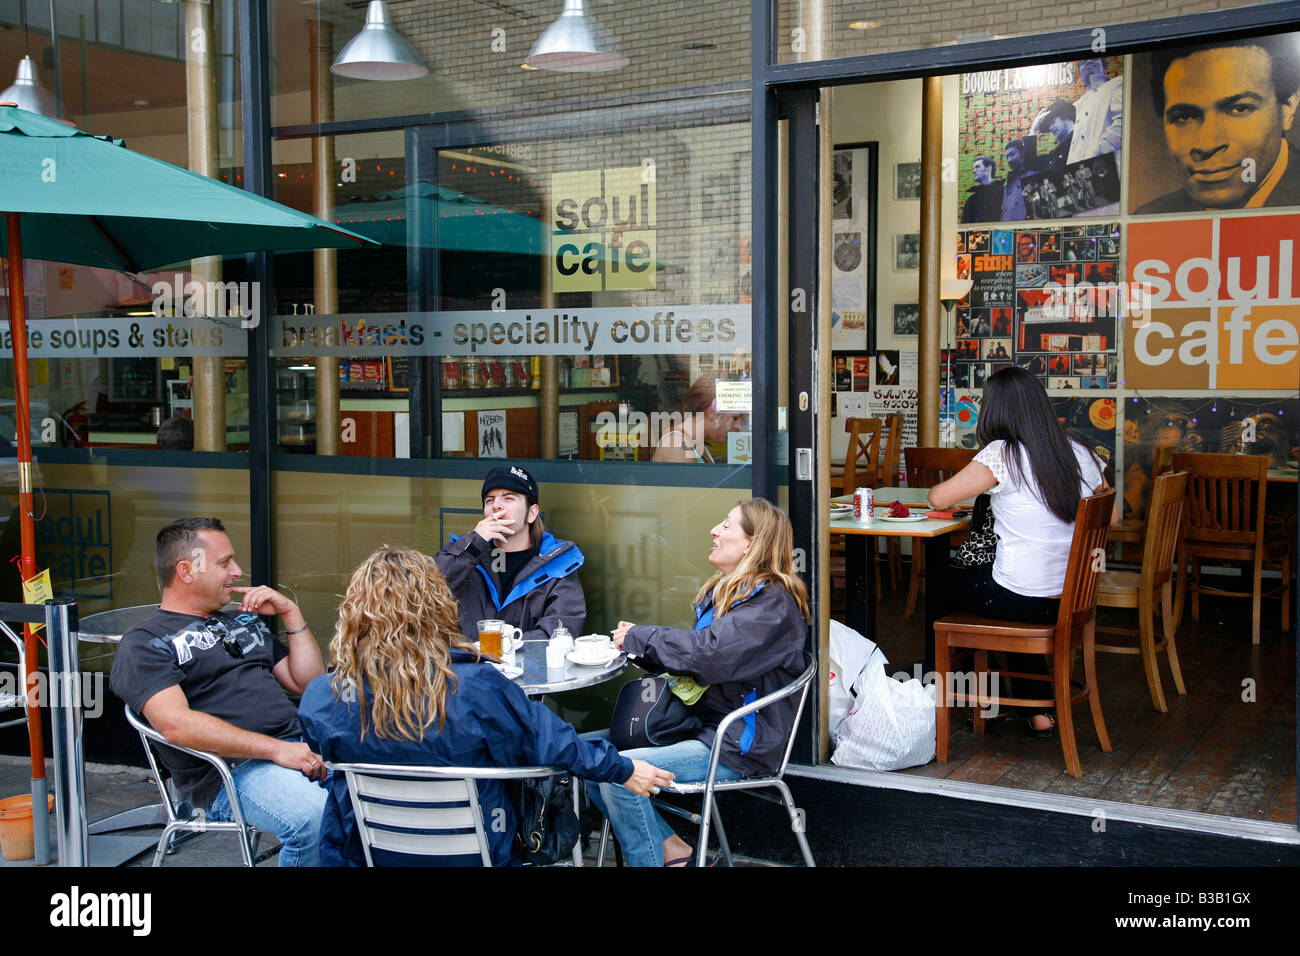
top-left (653, 373), bottom-right (747, 464)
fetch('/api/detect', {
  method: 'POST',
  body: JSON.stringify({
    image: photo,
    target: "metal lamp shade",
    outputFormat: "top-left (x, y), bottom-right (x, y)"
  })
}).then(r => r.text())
top-left (526, 0), bottom-right (627, 72)
top-left (0, 57), bottom-right (64, 120)
top-left (331, 1), bottom-right (428, 81)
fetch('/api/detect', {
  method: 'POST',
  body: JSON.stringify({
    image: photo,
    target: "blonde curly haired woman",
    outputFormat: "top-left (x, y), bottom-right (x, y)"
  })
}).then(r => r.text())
top-left (298, 546), bottom-right (672, 866)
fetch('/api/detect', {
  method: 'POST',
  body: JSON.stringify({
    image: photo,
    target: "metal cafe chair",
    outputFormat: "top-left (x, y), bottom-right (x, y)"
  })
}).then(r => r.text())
top-left (325, 763), bottom-right (581, 867)
top-left (595, 656), bottom-right (818, 868)
top-left (124, 705), bottom-right (278, 867)
top-left (0, 619), bottom-right (32, 733)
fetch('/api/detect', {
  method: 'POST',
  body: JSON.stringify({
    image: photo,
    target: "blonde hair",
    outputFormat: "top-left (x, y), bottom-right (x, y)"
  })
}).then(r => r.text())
top-left (330, 547), bottom-right (475, 741)
top-left (693, 499), bottom-right (811, 621)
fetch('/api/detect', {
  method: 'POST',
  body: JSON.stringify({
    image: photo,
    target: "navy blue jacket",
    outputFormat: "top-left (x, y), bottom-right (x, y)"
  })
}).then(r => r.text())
top-left (299, 648), bottom-right (634, 866)
top-left (623, 583), bottom-right (807, 777)
top-left (435, 530), bottom-right (586, 642)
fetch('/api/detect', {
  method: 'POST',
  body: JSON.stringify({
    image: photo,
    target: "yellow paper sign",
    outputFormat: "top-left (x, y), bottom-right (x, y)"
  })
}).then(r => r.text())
top-left (21, 568), bottom-right (52, 634)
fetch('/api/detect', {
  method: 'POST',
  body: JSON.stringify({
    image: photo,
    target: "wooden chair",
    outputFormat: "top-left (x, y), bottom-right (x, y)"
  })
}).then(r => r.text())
top-left (1172, 452), bottom-right (1292, 645)
top-left (831, 417), bottom-right (884, 594)
top-left (934, 489), bottom-right (1115, 779)
top-left (901, 447), bottom-right (976, 618)
top-left (1095, 471), bottom-right (1188, 712)
top-left (837, 417), bottom-right (883, 492)
top-left (1108, 444), bottom-right (1173, 560)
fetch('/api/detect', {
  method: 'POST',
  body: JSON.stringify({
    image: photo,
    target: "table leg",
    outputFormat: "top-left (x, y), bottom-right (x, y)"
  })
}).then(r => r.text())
top-left (845, 535), bottom-right (876, 640)
top-left (923, 534), bottom-right (956, 678)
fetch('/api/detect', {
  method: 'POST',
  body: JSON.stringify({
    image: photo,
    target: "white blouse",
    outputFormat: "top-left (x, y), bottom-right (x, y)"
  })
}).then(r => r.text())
top-left (973, 438), bottom-right (1104, 598)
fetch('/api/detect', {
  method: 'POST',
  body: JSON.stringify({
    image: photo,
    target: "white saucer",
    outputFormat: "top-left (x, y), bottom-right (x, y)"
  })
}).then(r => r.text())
top-left (491, 662), bottom-right (524, 679)
top-left (567, 649), bottom-right (617, 667)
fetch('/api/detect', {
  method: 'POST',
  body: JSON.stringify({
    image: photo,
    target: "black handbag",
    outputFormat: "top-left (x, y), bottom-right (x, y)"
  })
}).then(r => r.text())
top-left (509, 773), bottom-right (580, 866)
top-left (609, 675), bottom-right (704, 750)
top-left (951, 492), bottom-right (997, 569)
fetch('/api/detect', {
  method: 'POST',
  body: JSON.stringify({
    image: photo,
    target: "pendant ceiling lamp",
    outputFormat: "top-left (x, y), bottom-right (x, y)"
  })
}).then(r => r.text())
top-left (0, 56), bottom-right (64, 119)
top-left (331, 0), bottom-right (428, 81)
top-left (525, 0), bottom-right (627, 73)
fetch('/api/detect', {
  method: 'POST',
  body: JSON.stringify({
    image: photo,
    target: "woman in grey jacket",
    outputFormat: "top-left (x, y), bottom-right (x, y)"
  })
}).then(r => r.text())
top-left (595, 498), bottom-right (810, 866)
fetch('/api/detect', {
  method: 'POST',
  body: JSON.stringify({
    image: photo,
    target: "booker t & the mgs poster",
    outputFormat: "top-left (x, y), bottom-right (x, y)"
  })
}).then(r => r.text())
top-left (958, 57), bottom-right (1124, 224)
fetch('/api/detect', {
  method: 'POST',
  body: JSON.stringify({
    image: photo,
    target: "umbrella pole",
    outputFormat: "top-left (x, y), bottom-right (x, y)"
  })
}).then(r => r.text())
top-left (4, 212), bottom-right (49, 864)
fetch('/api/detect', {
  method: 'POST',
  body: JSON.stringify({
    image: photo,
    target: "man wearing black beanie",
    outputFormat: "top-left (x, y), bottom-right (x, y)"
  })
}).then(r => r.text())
top-left (435, 464), bottom-right (587, 643)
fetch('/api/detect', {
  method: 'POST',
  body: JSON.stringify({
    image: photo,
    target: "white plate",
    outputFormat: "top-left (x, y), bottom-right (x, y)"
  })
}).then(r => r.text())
top-left (567, 649), bottom-right (618, 667)
top-left (874, 512), bottom-right (928, 523)
top-left (491, 662), bottom-right (524, 679)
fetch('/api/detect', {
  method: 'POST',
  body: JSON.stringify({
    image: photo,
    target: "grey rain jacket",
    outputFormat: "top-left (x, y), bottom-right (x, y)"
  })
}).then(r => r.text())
top-left (436, 530), bottom-right (586, 643)
top-left (622, 582), bottom-right (808, 777)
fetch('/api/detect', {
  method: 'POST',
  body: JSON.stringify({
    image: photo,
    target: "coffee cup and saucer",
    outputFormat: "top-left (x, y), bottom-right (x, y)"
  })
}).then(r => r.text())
top-left (567, 634), bottom-right (616, 666)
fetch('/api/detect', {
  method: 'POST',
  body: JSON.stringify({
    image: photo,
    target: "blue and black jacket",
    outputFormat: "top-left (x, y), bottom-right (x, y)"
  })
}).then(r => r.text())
top-left (621, 583), bottom-right (807, 778)
top-left (435, 530), bottom-right (586, 643)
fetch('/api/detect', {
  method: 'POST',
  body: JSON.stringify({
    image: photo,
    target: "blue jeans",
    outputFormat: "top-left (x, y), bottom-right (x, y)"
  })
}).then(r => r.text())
top-left (583, 731), bottom-right (742, 867)
top-left (208, 758), bottom-right (327, 867)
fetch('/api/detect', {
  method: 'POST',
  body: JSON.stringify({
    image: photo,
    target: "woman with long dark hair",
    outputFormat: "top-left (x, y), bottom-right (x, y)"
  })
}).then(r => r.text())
top-left (928, 367), bottom-right (1116, 734)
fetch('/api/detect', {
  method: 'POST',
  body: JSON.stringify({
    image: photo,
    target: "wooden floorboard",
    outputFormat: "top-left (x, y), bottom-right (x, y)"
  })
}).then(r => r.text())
top-left (835, 558), bottom-right (1296, 824)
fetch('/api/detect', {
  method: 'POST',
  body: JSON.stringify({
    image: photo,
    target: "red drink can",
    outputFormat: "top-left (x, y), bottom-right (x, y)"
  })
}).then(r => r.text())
top-left (853, 487), bottom-right (873, 522)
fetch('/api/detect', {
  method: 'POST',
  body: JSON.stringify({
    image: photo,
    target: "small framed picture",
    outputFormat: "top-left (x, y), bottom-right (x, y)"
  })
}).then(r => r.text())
top-left (894, 233), bottom-right (920, 270)
top-left (892, 303), bottom-right (919, 336)
top-left (894, 162), bottom-right (921, 200)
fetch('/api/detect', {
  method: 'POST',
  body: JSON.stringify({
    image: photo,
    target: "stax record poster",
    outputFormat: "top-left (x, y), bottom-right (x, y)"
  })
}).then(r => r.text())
top-left (1125, 213), bottom-right (1299, 389)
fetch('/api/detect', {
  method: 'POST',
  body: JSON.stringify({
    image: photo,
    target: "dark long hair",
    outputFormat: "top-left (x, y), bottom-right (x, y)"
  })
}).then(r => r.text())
top-left (975, 367), bottom-right (1099, 523)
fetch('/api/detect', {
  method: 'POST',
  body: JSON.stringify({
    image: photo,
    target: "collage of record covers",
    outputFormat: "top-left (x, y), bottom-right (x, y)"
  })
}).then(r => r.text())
top-left (952, 223), bottom-right (1120, 390)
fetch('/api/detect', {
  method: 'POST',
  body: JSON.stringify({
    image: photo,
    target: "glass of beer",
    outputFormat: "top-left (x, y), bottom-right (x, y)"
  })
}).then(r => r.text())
top-left (477, 619), bottom-right (506, 658)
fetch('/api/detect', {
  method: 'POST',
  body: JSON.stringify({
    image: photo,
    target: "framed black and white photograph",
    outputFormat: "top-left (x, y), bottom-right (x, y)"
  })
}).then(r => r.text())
top-left (892, 303), bottom-right (919, 336)
top-left (894, 161), bottom-right (921, 199)
top-left (831, 141), bottom-right (878, 354)
top-left (894, 233), bottom-right (920, 270)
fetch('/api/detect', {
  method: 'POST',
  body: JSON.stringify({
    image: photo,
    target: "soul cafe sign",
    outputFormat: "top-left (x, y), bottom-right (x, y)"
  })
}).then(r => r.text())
top-left (1125, 214), bottom-right (1299, 390)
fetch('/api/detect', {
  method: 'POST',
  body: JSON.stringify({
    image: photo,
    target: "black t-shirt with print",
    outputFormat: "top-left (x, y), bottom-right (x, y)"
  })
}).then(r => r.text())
top-left (109, 609), bottom-right (301, 808)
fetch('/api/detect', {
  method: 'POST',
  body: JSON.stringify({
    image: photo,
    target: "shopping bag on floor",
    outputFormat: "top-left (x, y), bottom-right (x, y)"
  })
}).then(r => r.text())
top-left (831, 647), bottom-right (936, 772)
top-left (828, 620), bottom-right (879, 738)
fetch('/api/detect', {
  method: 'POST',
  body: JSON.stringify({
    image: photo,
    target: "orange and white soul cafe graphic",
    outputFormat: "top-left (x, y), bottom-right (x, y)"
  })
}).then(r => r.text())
top-left (1126, 213), bottom-right (1299, 389)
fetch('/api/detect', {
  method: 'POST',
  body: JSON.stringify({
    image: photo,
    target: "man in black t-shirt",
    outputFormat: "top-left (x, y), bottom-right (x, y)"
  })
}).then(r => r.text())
top-left (110, 517), bottom-right (327, 866)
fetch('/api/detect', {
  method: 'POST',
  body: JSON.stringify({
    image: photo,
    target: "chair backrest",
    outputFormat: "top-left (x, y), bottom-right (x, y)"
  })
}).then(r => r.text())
top-left (713, 654), bottom-right (817, 782)
top-left (879, 413), bottom-right (903, 487)
top-left (123, 705), bottom-right (240, 824)
top-left (843, 417), bottom-right (883, 490)
top-left (326, 763), bottom-right (562, 867)
top-left (1152, 443), bottom-right (1173, 478)
top-left (1170, 452), bottom-right (1268, 547)
top-left (1054, 489), bottom-right (1117, 639)
top-left (1140, 470), bottom-right (1187, 590)
top-left (904, 446), bottom-right (976, 488)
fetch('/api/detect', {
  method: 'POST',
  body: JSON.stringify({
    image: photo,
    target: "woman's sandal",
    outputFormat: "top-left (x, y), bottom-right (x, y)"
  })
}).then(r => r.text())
top-left (1027, 713), bottom-right (1057, 738)
top-left (665, 855), bottom-right (694, 867)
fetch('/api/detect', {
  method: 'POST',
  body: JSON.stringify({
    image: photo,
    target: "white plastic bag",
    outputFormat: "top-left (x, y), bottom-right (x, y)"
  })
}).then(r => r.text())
top-left (827, 620), bottom-right (878, 738)
top-left (831, 641), bottom-right (936, 772)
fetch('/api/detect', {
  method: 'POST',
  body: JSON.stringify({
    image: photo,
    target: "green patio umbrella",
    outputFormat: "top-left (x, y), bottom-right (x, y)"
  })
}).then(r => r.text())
top-left (0, 104), bottom-right (376, 862)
